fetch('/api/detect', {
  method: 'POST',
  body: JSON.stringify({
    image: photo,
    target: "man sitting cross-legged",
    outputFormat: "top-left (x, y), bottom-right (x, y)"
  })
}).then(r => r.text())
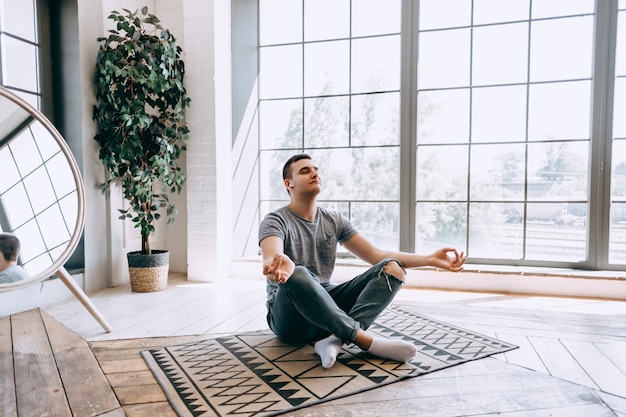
top-left (259, 154), bottom-right (466, 368)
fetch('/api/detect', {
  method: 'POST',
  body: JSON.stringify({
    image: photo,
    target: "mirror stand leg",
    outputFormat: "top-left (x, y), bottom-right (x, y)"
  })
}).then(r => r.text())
top-left (56, 266), bottom-right (113, 333)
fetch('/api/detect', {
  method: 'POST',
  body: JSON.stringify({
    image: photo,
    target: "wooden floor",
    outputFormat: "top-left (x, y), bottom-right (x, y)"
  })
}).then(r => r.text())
top-left (3, 272), bottom-right (626, 416)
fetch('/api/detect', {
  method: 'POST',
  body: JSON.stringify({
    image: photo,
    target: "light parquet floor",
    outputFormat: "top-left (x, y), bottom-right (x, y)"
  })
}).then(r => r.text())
top-left (6, 272), bottom-right (626, 416)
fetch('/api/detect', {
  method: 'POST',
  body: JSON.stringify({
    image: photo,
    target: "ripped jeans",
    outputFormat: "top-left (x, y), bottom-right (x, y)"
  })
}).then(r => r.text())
top-left (266, 258), bottom-right (406, 344)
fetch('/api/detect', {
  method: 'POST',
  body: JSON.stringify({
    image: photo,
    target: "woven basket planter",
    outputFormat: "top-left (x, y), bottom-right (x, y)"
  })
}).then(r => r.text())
top-left (127, 250), bottom-right (169, 292)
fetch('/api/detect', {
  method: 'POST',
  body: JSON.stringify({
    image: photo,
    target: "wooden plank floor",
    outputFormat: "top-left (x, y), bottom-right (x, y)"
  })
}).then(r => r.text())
top-left (1, 309), bottom-right (123, 417)
top-left (3, 272), bottom-right (626, 416)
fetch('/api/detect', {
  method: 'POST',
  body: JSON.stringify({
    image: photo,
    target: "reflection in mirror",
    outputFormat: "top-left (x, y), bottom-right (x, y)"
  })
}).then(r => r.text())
top-left (0, 92), bottom-right (78, 282)
top-left (0, 86), bottom-right (111, 332)
top-left (0, 88), bottom-right (83, 291)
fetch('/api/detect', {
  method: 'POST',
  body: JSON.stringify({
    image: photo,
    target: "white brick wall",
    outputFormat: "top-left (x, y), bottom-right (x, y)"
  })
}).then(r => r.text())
top-left (183, 0), bottom-right (233, 281)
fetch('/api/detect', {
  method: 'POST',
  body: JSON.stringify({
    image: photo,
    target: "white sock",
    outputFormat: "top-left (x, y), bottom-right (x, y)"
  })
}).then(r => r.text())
top-left (367, 337), bottom-right (417, 363)
top-left (314, 335), bottom-right (343, 369)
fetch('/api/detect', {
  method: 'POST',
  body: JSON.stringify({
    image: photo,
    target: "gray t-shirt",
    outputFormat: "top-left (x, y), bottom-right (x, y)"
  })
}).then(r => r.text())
top-left (0, 264), bottom-right (30, 284)
top-left (258, 206), bottom-right (358, 284)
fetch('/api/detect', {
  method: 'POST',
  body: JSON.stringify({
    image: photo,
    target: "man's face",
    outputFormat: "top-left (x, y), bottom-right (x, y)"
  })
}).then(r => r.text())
top-left (286, 158), bottom-right (322, 195)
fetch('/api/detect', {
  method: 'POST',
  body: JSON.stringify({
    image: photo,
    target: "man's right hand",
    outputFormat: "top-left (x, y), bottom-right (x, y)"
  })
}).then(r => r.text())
top-left (263, 253), bottom-right (295, 284)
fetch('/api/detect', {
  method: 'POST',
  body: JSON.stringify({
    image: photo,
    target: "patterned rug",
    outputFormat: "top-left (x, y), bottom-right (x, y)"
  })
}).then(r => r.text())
top-left (141, 305), bottom-right (517, 417)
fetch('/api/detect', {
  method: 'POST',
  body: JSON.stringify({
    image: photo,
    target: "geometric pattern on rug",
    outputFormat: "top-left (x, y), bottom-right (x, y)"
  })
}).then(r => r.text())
top-left (141, 305), bottom-right (517, 417)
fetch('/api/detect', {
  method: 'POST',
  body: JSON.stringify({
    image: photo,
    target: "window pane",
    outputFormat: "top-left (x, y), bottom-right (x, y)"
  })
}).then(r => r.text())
top-left (31, 121), bottom-right (60, 161)
top-left (417, 145), bottom-right (468, 200)
top-left (304, 0), bottom-right (349, 41)
top-left (416, 202), bottom-right (467, 252)
top-left (352, 0), bottom-right (401, 37)
top-left (1, 35), bottom-right (38, 92)
top-left (469, 202), bottom-right (524, 259)
top-left (304, 40), bottom-right (349, 96)
top-left (351, 202), bottom-right (399, 250)
top-left (23, 166), bottom-right (55, 214)
top-left (259, 0), bottom-right (301, 45)
top-left (470, 144), bottom-right (525, 201)
top-left (472, 85), bottom-right (527, 143)
top-left (527, 141), bottom-right (589, 201)
top-left (304, 96), bottom-right (349, 148)
top-left (260, 45), bottom-right (302, 99)
top-left (528, 81), bottom-right (591, 140)
top-left (352, 35), bottom-right (400, 93)
top-left (310, 147), bottom-right (399, 201)
top-left (531, 0), bottom-right (594, 19)
top-left (614, 78), bottom-right (626, 138)
top-left (612, 140), bottom-right (626, 199)
top-left (11, 129), bottom-right (43, 176)
top-left (351, 92), bottom-right (399, 146)
top-left (48, 152), bottom-right (76, 198)
top-left (472, 23), bottom-right (528, 85)
top-left (12, 218), bottom-right (46, 266)
top-left (2, 183), bottom-right (33, 228)
top-left (615, 11), bottom-right (626, 77)
top-left (260, 99), bottom-right (303, 149)
top-left (473, 0), bottom-right (529, 25)
top-left (530, 16), bottom-right (593, 82)
top-left (525, 203), bottom-right (586, 262)
top-left (418, 28), bottom-right (471, 89)
top-left (609, 202), bottom-right (626, 263)
top-left (0, 0), bottom-right (36, 42)
top-left (38, 204), bottom-right (71, 249)
top-left (260, 150), bottom-right (299, 200)
top-left (417, 89), bottom-right (470, 144)
top-left (418, 0), bottom-right (471, 30)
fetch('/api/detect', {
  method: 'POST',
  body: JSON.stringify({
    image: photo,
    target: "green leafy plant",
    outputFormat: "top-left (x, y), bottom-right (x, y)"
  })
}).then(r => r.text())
top-left (93, 7), bottom-right (190, 255)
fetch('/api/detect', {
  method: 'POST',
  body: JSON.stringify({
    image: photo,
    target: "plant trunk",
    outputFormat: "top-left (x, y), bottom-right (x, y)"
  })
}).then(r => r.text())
top-left (142, 233), bottom-right (151, 255)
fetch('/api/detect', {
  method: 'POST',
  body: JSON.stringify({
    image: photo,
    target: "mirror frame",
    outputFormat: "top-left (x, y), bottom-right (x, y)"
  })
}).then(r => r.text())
top-left (0, 86), bottom-right (85, 292)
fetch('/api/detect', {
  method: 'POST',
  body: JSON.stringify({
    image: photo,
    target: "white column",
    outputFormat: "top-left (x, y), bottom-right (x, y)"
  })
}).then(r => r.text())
top-left (183, 0), bottom-right (233, 282)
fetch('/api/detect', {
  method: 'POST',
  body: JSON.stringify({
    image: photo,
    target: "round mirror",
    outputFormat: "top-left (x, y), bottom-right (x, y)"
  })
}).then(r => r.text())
top-left (0, 86), bottom-right (84, 291)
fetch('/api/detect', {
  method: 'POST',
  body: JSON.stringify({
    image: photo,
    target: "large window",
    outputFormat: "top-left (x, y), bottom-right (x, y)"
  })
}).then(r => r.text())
top-left (0, 0), bottom-right (41, 107)
top-left (416, 1), bottom-right (593, 266)
top-left (254, 0), bottom-right (626, 270)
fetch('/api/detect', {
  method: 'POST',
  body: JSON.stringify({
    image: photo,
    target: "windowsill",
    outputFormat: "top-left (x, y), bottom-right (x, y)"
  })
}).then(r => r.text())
top-left (235, 256), bottom-right (626, 280)
top-left (231, 257), bottom-right (626, 300)
top-left (333, 258), bottom-right (626, 280)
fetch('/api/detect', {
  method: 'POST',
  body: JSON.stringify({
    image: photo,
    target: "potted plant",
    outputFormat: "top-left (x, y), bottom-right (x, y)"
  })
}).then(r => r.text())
top-left (92, 7), bottom-right (191, 292)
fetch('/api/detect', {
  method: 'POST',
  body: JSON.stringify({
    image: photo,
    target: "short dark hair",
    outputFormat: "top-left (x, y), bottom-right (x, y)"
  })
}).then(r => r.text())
top-left (0, 233), bottom-right (20, 262)
top-left (282, 154), bottom-right (311, 180)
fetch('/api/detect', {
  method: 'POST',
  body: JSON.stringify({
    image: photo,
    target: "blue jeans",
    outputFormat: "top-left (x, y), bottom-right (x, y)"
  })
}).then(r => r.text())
top-left (266, 258), bottom-right (405, 344)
